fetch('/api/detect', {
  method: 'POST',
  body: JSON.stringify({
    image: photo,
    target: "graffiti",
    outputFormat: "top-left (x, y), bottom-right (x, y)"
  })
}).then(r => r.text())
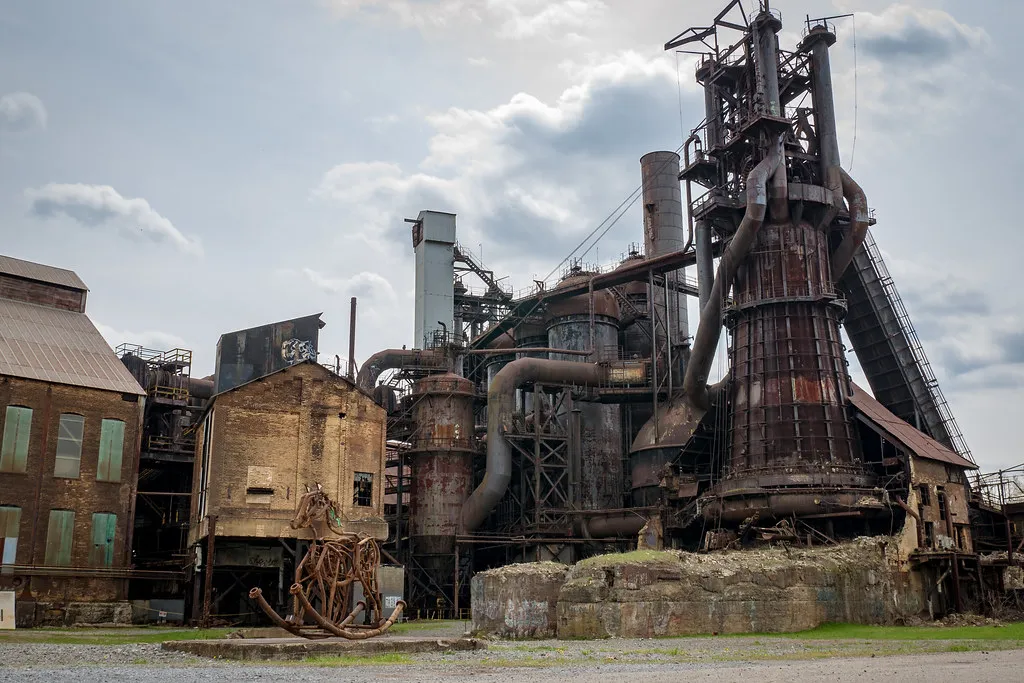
top-left (281, 338), bottom-right (317, 364)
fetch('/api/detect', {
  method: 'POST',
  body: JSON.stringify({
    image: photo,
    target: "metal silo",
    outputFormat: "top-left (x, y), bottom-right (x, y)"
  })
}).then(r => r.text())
top-left (545, 270), bottom-right (624, 510)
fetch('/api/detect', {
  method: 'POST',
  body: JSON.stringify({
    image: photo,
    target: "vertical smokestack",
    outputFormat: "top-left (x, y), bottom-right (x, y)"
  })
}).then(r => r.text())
top-left (348, 296), bottom-right (357, 381)
top-left (751, 10), bottom-right (788, 220)
top-left (802, 25), bottom-right (841, 197)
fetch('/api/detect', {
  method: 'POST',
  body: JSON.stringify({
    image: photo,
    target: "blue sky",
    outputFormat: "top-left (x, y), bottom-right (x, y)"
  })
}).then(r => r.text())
top-left (1, 0), bottom-right (1022, 470)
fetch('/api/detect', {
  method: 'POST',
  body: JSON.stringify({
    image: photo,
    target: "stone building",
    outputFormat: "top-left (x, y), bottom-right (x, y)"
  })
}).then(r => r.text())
top-left (0, 255), bottom-right (146, 625)
top-left (188, 360), bottom-right (387, 621)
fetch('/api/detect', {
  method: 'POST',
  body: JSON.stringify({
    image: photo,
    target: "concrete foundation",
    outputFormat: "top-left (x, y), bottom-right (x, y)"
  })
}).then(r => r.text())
top-left (164, 636), bottom-right (484, 661)
top-left (556, 540), bottom-right (922, 638)
top-left (471, 562), bottom-right (568, 638)
top-left (16, 600), bottom-right (132, 627)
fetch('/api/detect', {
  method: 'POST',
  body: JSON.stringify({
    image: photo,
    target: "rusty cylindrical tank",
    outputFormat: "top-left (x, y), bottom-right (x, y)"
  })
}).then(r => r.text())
top-left (545, 272), bottom-right (623, 510)
top-left (709, 219), bottom-right (875, 522)
top-left (408, 373), bottom-right (476, 556)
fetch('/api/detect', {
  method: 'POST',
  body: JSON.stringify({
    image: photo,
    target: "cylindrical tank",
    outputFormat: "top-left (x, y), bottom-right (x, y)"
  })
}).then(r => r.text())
top-left (545, 271), bottom-right (623, 510)
top-left (514, 319), bottom-right (549, 413)
top-left (714, 220), bottom-right (874, 521)
top-left (408, 373), bottom-right (476, 557)
top-left (482, 334), bottom-right (516, 390)
top-left (640, 151), bottom-right (690, 380)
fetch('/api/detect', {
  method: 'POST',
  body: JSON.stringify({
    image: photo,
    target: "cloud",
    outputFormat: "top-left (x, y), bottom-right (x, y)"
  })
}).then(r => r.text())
top-left (858, 5), bottom-right (989, 63)
top-left (321, 0), bottom-right (606, 40)
top-left (25, 183), bottom-right (203, 256)
top-left (315, 50), bottom-right (695, 285)
top-left (93, 321), bottom-right (190, 354)
top-left (300, 267), bottom-right (398, 303)
top-left (0, 92), bottom-right (47, 132)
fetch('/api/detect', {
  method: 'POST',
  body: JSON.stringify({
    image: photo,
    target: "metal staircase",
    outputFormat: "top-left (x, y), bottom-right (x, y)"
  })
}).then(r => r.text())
top-left (839, 229), bottom-right (973, 462)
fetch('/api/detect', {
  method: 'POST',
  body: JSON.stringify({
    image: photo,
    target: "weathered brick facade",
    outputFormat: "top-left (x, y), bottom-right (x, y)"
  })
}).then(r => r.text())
top-left (0, 376), bottom-right (144, 602)
top-left (189, 361), bottom-right (387, 544)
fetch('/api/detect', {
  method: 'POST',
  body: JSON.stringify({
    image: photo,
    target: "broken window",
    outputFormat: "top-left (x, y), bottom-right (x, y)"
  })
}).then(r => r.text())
top-left (937, 488), bottom-right (948, 522)
top-left (0, 506), bottom-right (20, 573)
top-left (0, 406), bottom-right (32, 473)
top-left (353, 472), bottom-right (373, 507)
top-left (918, 484), bottom-right (931, 507)
top-left (97, 419), bottom-right (125, 482)
top-left (923, 521), bottom-right (935, 548)
top-left (54, 414), bottom-right (84, 479)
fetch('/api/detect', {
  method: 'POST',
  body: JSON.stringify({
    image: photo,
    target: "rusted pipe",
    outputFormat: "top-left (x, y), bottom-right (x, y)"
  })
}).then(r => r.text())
top-left (579, 509), bottom-right (648, 538)
top-left (459, 358), bottom-right (608, 532)
top-left (830, 168), bottom-right (869, 281)
top-left (355, 348), bottom-right (444, 391)
top-left (896, 497), bottom-right (924, 549)
top-left (683, 143), bottom-right (782, 410)
top-left (462, 347), bottom-right (591, 356)
top-left (348, 297), bottom-right (357, 381)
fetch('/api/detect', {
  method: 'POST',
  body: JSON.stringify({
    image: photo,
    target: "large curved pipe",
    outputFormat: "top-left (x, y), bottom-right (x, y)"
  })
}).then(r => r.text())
top-left (830, 168), bottom-right (869, 281)
top-left (579, 510), bottom-right (649, 539)
top-left (683, 144), bottom-right (783, 411)
top-left (355, 348), bottom-right (444, 391)
top-left (460, 358), bottom-right (607, 533)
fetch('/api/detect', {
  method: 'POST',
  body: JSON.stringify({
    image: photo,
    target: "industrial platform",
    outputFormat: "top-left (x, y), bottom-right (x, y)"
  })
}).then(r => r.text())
top-left (163, 635), bottom-right (485, 661)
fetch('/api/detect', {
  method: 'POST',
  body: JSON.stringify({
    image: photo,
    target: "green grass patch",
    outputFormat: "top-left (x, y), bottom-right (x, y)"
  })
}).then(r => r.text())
top-left (389, 619), bottom-right (466, 634)
top-left (0, 627), bottom-right (233, 646)
top-left (297, 653), bottom-right (415, 667)
top-left (776, 622), bottom-right (1024, 642)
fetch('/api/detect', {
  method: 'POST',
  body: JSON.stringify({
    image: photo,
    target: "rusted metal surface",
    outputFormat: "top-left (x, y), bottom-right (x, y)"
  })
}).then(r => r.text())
top-left (250, 486), bottom-right (404, 639)
top-left (848, 383), bottom-right (977, 470)
top-left (0, 253), bottom-right (87, 291)
top-left (355, 348), bottom-right (445, 391)
top-left (830, 169), bottom-right (869, 280)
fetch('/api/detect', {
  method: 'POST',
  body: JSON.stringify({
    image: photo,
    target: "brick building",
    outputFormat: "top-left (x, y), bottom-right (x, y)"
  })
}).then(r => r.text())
top-left (0, 255), bottom-right (146, 625)
top-left (188, 360), bottom-right (387, 621)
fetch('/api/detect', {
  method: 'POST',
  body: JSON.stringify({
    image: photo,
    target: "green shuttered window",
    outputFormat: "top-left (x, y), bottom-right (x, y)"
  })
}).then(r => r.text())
top-left (0, 406), bottom-right (32, 473)
top-left (90, 513), bottom-right (117, 567)
top-left (54, 414), bottom-right (84, 479)
top-left (97, 419), bottom-right (125, 482)
top-left (0, 506), bottom-right (20, 573)
top-left (44, 510), bottom-right (74, 566)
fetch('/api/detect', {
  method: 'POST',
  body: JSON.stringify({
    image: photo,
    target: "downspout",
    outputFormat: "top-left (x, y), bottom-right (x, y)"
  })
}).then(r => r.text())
top-left (459, 358), bottom-right (607, 533)
top-left (829, 168), bottom-right (869, 281)
top-left (683, 143), bottom-right (782, 410)
top-left (355, 348), bottom-right (444, 391)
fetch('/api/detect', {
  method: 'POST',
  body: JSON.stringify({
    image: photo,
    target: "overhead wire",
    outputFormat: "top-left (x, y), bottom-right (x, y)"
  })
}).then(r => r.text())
top-left (849, 12), bottom-right (859, 170)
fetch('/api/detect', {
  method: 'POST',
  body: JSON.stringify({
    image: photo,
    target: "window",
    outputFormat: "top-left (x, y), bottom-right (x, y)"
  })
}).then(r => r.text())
top-left (0, 506), bottom-right (20, 573)
top-left (90, 513), bottom-right (117, 567)
top-left (1, 406), bottom-right (32, 473)
top-left (918, 484), bottom-right (931, 507)
top-left (54, 414), bottom-right (84, 479)
top-left (937, 489), bottom-right (948, 522)
top-left (353, 472), bottom-right (373, 507)
top-left (44, 510), bottom-right (74, 566)
top-left (97, 419), bottom-right (125, 482)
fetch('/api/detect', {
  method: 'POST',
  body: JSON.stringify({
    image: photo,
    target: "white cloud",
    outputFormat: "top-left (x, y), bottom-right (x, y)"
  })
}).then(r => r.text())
top-left (322, 0), bottom-right (606, 40)
top-left (315, 50), bottom-right (689, 286)
top-left (93, 321), bottom-right (190, 354)
top-left (0, 92), bottom-right (47, 132)
top-left (300, 267), bottom-right (398, 303)
top-left (25, 183), bottom-right (203, 256)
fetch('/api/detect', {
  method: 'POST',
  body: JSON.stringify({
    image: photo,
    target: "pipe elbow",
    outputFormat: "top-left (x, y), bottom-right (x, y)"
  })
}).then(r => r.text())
top-left (831, 167), bottom-right (869, 281)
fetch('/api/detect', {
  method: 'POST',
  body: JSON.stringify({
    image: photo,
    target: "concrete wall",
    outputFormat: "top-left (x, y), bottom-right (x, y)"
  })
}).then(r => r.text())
top-left (0, 376), bottom-right (143, 604)
top-left (190, 362), bottom-right (388, 544)
top-left (471, 562), bottom-right (568, 639)
top-left (555, 541), bottom-right (921, 638)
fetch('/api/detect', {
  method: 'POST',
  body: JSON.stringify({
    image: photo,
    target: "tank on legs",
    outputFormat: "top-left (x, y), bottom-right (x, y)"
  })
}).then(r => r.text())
top-left (408, 373), bottom-right (477, 556)
top-left (543, 270), bottom-right (624, 510)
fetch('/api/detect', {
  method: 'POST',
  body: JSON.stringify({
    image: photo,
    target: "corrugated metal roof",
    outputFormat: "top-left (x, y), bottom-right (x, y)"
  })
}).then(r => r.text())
top-left (0, 298), bottom-right (145, 395)
top-left (849, 382), bottom-right (977, 470)
top-left (0, 254), bottom-right (88, 291)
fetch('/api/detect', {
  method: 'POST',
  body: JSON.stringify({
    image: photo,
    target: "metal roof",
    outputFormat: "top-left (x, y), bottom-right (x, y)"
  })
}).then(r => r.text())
top-left (0, 298), bottom-right (145, 395)
top-left (0, 254), bottom-right (88, 291)
top-left (849, 383), bottom-right (977, 470)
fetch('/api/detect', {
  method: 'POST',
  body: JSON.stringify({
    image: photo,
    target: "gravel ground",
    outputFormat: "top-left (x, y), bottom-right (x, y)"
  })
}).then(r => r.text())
top-left (1, 626), bottom-right (1022, 683)
top-left (0, 650), bottom-right (1020, 683)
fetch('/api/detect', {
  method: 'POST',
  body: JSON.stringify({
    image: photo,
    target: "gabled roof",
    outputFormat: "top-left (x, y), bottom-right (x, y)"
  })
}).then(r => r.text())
top-left (0, 254), bottom-right (88, 291)
top-left (849, 382), bottom-right (977, 470)
top-left (0, 297), bottom-right (145, 395)
top-left (204, 360), bottom-right (376, 416)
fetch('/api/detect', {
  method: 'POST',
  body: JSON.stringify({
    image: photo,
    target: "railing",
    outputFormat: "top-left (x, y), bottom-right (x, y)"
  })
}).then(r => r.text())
top-left (861, 231), bottom-right (973, 461)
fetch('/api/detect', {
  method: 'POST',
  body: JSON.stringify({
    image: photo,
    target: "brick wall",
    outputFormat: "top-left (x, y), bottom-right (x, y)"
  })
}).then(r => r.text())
top-left (189, 362), bottom-right (387, 544)
top-left (0, 376), bottom-right (143, 601)
top-left (0, 274), bottom-right (86, 312)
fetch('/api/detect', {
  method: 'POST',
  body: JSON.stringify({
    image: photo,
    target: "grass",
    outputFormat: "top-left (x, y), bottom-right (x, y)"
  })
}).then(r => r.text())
top-left (0, 627), bottom-right (233, 646)
top-left (577, 549), bottom-right (678, 568)
top-left (388, 619), bottom-right (466, 634)
top-left (775, 622), bottom-right (1024, 642)
top-left (295, 653), bottom-right (415, 667)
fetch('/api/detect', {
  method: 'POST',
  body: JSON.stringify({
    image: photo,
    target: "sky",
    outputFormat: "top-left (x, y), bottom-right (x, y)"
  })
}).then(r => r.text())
top-left (1, 0), bottom-right (1021, 471)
